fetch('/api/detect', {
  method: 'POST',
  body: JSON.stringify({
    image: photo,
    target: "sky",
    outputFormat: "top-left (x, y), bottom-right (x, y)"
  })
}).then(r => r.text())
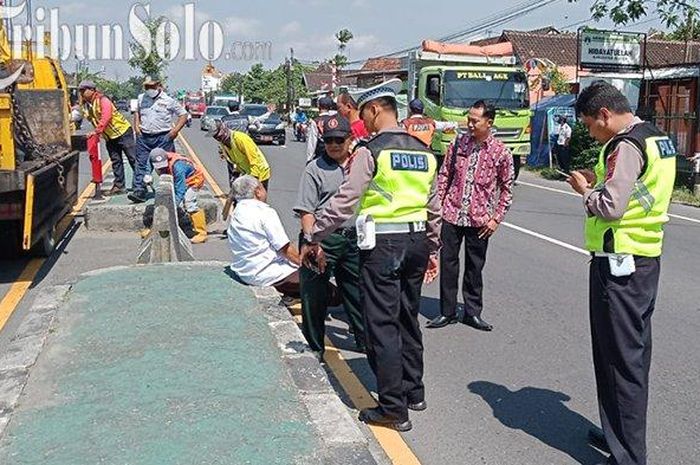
top-left (8, 0), bottom-right (669, 89)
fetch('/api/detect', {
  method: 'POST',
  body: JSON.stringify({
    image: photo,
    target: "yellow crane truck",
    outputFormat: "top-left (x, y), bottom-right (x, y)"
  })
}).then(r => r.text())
top-left (0, 28), bottom-right (80, 256)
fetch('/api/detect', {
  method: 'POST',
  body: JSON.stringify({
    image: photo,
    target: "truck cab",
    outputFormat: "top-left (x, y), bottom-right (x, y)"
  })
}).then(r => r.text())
top-left (409, 43), bottom-right (532, 158)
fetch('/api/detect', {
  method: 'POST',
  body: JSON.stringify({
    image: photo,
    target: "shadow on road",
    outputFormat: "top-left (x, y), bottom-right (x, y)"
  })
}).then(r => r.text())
top-left (468, 381), bottom-right (606, 465)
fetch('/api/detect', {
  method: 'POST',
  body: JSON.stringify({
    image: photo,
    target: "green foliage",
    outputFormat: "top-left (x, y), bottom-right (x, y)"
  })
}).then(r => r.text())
top-left (94, 76), bottom-right (143, 101)
top-left (540, 167), bottom-right (565, 180)
top-left (333, 29), bottom-right (354, 70)
top-left (549, 67), bottom-right (571, 95)
top-left (570, 121), bottom-right (602, 170)
top-left (569, 0), bottom-right (697, 28)
top-left (128, 16), bottom-right (170, 82)
top-left (220, 61), bottom-right (311, 108)
top-left (656, 10), bottom-right (699, 41)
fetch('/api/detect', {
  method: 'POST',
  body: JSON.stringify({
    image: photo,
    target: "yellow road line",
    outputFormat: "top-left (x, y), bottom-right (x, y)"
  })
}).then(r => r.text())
top-left (0, 159), bottom-right (112, 333)
top-left (181, 131), bottom-right (421, 465)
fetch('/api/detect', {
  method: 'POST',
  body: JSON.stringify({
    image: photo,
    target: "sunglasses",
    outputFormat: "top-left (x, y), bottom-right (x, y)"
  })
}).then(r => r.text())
top-left (323, 137), bottom-right (347, 145)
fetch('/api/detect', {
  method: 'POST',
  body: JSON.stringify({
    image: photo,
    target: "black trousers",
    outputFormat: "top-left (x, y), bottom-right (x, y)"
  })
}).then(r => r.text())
top-left (105, 128), bottom-right (137, 189)
top-left (590, 256), bottom-right (660, 465)
top-left (512, 154), bottom-right (521, 180)
top-left (300, 231), bottom-right (364, 354)
top-left (360, 231), bottom-right (429, 421)
top-left (439, 222), bottom-right (489, 318)
top-left (555, 145), bottom-right (572, 173)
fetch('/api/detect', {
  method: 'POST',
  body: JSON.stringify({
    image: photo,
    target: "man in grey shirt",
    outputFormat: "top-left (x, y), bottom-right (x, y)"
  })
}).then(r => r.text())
top-left (294, 115), bottom-right (365, 357)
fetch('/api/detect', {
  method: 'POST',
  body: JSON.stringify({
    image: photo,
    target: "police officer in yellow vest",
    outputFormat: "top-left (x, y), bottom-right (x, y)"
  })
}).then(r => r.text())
top-left (567, 81), bottom-right (676, 465)
top-left (79, 80), bottom-right (138, 195)
top-left (302, 79), bottom-right (442, 432)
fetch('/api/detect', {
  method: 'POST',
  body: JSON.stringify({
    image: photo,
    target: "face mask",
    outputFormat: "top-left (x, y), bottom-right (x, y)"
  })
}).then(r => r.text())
top-left (145, 89), bottom-right (159, 98)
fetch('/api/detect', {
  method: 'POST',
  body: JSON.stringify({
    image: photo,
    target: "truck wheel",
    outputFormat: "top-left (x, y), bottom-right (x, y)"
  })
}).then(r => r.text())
top-left (31, 226), bottom-right (57, 257)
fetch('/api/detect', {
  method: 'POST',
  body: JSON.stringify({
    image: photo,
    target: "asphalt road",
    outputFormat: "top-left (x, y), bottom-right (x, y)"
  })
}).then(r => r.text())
top-left (1, 125), bottom-right (698, 465)
top-left (180, 126), bottom-right (700, 465)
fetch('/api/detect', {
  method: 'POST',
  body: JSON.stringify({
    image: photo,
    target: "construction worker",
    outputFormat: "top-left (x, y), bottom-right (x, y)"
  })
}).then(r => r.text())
top-left (567, 81), bottom-right (676, 465)
top-left (306, 96), bottom-right (336, 162)
top-left (400, 98), bottom-right (457, 147)
top-left (302, 79), bottom-right (441, 432)
top-left (78, 80), bottom-right (137, 196)
top-left (149, 148), bottom-right (208, 244)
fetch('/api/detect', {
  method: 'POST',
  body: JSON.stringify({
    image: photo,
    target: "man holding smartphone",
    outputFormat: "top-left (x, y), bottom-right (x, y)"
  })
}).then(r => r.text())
top-left (567, 81), bottom-right (676, 465)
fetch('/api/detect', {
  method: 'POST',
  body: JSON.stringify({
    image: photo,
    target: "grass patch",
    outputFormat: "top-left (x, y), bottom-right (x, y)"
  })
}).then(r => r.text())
top-left (672, 187), bottom-right (700, 207)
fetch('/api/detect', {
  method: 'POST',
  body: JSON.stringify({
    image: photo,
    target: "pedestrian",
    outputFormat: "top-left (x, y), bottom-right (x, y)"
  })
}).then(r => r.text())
top-left (426, 100), bottom-right (514, 331)
top-left (227, 175), bottom-right (301, 298)
top-left (131, 76), bottom-right (189, 203)
top-left (400, 98), bottom-right (457, 147)
top-left (78, 80), bottom-right (137, 198)
top-left (567, 80), bottom-right (676, 465)
top-left (306, 96), bottom-right (336, 162)
top-left (293, 114), bottom-right (365, 357)
top-left (149, 148), bottom-right (208, 244)
top-left (555, 115), bottom-right (573, 173)
top-left (302, 78), bottom-right (441, 432)
top-left (336, 91), bottom-right (369, 140)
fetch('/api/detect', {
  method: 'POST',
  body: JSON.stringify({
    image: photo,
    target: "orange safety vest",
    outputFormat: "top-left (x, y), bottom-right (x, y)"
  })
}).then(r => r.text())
top-left (167, 153), bottom-right (205, 189)
top-left (402, 116), bottom-right (436, 147)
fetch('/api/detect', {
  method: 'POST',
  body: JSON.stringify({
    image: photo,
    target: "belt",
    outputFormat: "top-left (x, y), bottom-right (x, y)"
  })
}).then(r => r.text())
top-left (375, 221), bottom-right (426, 234)
top-left (141, 130), bottom-right (170, 137)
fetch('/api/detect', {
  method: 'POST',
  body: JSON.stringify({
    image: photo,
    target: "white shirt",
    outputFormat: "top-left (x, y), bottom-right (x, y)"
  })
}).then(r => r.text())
top-left (227, 199), bottom-right (298, 287)
top-left (306, 110), bottom-right (337, 161)
top-left (557, 123), bottom-right (572, 146)
top-left (137, 91), bottom-right (188, 134)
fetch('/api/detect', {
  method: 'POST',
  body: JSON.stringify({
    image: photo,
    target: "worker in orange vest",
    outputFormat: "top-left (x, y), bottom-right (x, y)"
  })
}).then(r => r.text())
top-left (149, 148), bottom-right (208, 243)
top-left (401, 98), bottom-right (457, 147)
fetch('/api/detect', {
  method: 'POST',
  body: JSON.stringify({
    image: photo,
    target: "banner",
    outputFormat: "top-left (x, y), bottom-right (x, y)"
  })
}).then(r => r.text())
top-left (579, 30), bottom-right (644, 71)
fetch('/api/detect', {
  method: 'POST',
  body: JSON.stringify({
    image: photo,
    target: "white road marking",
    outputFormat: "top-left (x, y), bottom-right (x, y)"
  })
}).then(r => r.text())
top-left (501, 221), bottom-right (590, 256)
top-left (518, 179), bottom-right (700, 225)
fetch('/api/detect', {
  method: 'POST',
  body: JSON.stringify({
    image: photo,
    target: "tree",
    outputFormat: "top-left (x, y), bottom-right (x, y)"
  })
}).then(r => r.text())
top-left (333, 28), bottom-right (354, 70)
top-left (549, 67), bottom-right (571, 95)
top-left (661, 10), bottom-right (699, 41)
top-left (128, 16), bottom-right (170, 82)
top-left (570, 0), bottom-right (698, 28)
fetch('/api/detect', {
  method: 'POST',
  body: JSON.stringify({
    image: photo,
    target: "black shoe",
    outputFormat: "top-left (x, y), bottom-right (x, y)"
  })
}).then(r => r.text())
top-left (588, 427), bottom-right (610, 453)
top-left (407, 400), bottom-right (427, 412)
top-left (461, 315), bottom-right (493, 331)
top-left (358, 408), bottom-right (412, 432)
top-left (127, 191), bottom-right (147, 204)
top-left (426, 315), bottom-right (458, 328)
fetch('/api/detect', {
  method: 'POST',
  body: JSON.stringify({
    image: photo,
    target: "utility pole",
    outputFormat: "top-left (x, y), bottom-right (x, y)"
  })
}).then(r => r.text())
top-left (285, 51), bottom-right (292, 115)
top-left (290, 48), bottom-right (295, 109)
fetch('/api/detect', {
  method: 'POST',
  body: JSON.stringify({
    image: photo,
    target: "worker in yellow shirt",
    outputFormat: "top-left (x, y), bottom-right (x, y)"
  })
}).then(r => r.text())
top-left (212, 121), bottom-right (272, 218)
top-left (212, 121), bottom-right (271, 189)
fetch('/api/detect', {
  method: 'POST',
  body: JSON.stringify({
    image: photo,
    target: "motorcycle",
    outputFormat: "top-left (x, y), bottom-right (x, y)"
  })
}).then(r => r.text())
top-left (294, 122), bottom-right (308, 142)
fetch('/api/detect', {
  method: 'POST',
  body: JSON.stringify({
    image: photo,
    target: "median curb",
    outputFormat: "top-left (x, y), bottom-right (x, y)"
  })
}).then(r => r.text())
top-left (0, 285), bottom-right (71, 437)
top-left (0, 263), bottom-right (390, 465)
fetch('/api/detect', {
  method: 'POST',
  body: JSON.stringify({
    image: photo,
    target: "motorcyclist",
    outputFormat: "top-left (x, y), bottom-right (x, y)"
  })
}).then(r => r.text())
top-left (293, 107), bottom-right (309, 140)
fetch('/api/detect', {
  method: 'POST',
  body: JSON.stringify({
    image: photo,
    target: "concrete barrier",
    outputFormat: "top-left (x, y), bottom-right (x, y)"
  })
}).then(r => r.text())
top-left (136, 175), bottom-right (195, 264)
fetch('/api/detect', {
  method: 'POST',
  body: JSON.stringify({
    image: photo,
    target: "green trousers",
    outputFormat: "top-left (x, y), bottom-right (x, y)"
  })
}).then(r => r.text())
top-left (300, 231), bottom-right (365, 353)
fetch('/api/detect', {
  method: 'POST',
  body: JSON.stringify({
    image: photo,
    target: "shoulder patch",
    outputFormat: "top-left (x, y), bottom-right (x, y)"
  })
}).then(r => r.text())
top-left (655, 138), bottom-right (678, 159)
top-left (389, 151), bottom-right (429, 172)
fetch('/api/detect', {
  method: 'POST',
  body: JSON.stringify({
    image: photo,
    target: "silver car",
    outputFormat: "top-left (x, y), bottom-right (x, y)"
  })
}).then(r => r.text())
top-left (200, 106), bottom-right (230, 131)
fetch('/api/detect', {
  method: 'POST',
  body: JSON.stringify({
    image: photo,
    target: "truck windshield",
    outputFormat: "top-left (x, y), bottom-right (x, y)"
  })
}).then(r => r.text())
top-left (443, 70), bottom-right (528, 110)
top-left (186, 97), bottom-right (204, 105)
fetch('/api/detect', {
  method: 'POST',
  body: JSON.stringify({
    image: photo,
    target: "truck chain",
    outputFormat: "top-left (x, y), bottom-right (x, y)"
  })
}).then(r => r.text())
top-left (9, 86), bottom-right (66, 189)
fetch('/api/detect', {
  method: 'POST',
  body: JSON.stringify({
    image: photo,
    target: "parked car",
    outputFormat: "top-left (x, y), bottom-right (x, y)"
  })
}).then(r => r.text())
top-left (248, 113), bottom-right (286, 145)
top-left (200, 106), bottom-right (230, 131)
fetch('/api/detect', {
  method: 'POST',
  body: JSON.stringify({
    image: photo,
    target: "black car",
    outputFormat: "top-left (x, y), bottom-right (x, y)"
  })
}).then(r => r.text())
top-left (115, 100), bottom-right (130, 112)
top-left (248, 113), bottom-right (286, 145)
top-left (239, 104), bottom-right (269, 121)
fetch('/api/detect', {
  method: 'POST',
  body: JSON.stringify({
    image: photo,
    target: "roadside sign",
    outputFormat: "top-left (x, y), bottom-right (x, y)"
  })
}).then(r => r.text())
top-left (298, 97), bottom-right (311, 108)
top-left (579, 29), bottom-right (645, 71)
